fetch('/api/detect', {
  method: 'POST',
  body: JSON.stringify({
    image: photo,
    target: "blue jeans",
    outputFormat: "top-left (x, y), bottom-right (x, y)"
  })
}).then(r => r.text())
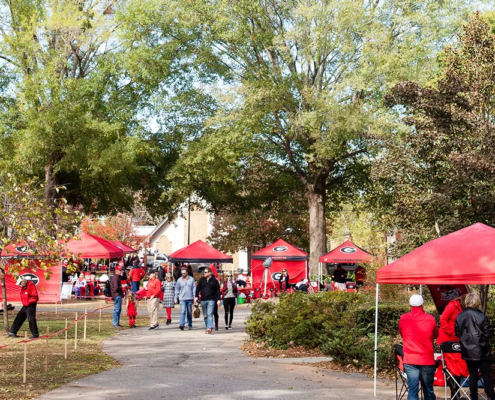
top-left (131, 281), bottom-right (140, 293)
top-left (179, 300), bottom-right (193, 327)
top-left (113, 296), bottom-right (122, 326)
top-left (201, 300), bottom-right (215, 330)
top-left (403, 364), bottom-right (436, 400)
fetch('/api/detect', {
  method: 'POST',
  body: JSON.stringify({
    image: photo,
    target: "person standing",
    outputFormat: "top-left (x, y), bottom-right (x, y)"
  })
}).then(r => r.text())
top-left (162, 273), bottom-right (176, 325)
top-left (129, 259), bottom-right (145, 293)
top-left (146, 273), bottom-right (162, 330)
top-left (278, 269), bottom-right (289, 293)
top-left (158, 263), bottom-right (167, 283)
top-left (175, 268), bottom-right (196, 330)
top-left (399, 294), bottom-right (439, 400)
top-left (195, 267), bottom-right (221, 334)
top-left (455, 293), bottom-right (495, 400)
top-left (438, 294), bottom-right (467, 345)
top-left (8, 278), bottom-right (40, 339)
top-left (332, 265), bottom-right (347, 291)
top-left (110, 266), bottom-right (124, 328)
top-left (221, 273), bottom-right (238, 330)
top-left (127, 292), bottom-right (138, 328)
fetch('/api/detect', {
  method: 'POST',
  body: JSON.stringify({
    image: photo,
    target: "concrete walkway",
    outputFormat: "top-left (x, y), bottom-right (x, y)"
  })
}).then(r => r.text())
top-left (40, 307), bottom-right (396, 399)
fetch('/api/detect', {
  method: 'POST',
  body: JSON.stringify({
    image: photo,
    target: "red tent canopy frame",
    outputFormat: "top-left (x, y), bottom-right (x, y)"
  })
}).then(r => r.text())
top-left (251, 239), bottom-right (308, 295)
top-left (67, 232), bottom-right (123, 259)
top-left (111, 240), bottom-right (136, 254)
top-left (372, 223), bottom-right (495, 396)
top-left (168, 240), bottom-right (233, 263)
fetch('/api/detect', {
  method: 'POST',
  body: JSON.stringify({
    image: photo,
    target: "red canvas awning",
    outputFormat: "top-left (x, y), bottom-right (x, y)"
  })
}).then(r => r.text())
top-left (168, 240), bottom-right (233, 263)
top-left (377, 223), bottom-right (495, 285)
top-left (251, 239), bottom-right (308, 261)
top-left (67, 232), bottom-right (123, 259)
top-left (319, 240), bottom-right (374, 263)
top-left (111, 240), bottom-right (136, 254)
top-left (1, 241), bottom-right (51, 258)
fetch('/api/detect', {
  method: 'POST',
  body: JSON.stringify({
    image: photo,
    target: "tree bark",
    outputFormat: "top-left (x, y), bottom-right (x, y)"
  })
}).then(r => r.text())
top-left (479, 284), bottom-right (489, 313)
top-left (1, 274), bottom-right (9, 332)
top-left (44, 163), bottom-right (56, 207)
top-left (307, 180), bottom-right (327, 278)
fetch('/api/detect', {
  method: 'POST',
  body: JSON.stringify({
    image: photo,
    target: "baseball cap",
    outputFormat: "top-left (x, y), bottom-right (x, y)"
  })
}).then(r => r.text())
top-left (410, 294), bottom-right (424, 307)
top-left (115, 266), bottom-right (123, 271)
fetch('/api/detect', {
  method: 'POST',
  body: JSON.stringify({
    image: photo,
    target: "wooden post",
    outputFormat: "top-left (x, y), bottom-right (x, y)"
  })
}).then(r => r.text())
top-left (74, 312), bottom-right (78, 350)
top-left (65, 319), bottom-right (68, 360)
top-left (55, 302), bottom-right (58, 314)
top-left (23, 332), bottom-right (27, 383)
top-left (45, 326), bottom-right (49, 372)
top-left (98, 308), bottom-right (102, 333)
top-left (83, 308), bottom-right (87, 341)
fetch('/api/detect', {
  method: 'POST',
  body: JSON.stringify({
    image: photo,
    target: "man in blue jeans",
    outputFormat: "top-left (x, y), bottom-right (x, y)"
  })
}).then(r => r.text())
top-left (195, 267), bottom-right (221, 334)
top-left (110, 266), bottom-right (123, 328)
top-left (175, 268), bottom-right (196, 330)
top-left (399, 294), bottom-right (439, 400)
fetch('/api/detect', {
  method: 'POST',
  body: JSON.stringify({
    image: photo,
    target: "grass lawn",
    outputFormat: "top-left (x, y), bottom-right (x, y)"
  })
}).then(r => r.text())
top-left (0, 307), bottom-right (123, 400)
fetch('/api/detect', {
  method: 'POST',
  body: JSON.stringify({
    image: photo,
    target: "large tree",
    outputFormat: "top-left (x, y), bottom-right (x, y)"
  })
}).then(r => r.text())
top-left (168, 0), bottom-right (469, 274)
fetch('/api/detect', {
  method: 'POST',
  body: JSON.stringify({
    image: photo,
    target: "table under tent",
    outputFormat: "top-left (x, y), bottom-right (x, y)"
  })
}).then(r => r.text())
top-left (251, 239), bottom-right (308, 298)
top-left (374, 222), bottom-right (495, 398)
top-left (318, 240), bottom-right (374, 289)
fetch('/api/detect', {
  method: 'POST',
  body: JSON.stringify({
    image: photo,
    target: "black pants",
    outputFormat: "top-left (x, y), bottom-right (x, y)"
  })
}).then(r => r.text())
top-left (10, 304), bottom-right (39, 336)
top-left (224, 297), bottom-right (236, 326)
top-left (466, 359), bottom-right (495, 400)
top-left (214, 302), bottom-right (219, 328)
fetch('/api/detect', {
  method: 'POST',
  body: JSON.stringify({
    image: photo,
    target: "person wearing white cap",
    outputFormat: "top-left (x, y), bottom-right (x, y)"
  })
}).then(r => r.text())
top-left (398, 294), bottom-right (439, 400)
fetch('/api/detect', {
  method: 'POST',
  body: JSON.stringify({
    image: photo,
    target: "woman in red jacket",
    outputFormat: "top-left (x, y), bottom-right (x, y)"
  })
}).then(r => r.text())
top-left (437, 294), bottom-right (467, 345)
top-left (8, 279), bottom-right (40, 339)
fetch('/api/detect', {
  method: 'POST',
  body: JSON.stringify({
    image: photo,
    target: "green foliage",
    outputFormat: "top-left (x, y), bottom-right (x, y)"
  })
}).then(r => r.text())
top-left (246, 291), bottom-right (406, 370)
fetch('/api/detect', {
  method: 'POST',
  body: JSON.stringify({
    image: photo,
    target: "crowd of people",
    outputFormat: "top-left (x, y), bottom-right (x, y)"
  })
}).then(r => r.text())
top-left (109, 263), bottom-right (242, 334)
top-left (399, 292), bottom-right (494, 400)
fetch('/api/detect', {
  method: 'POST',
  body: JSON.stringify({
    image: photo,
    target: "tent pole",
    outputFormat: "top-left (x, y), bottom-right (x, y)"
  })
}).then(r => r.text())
top-left (374, 283), bottom-right (379, 397)
top-left (419, 284), bottom-right (423, 296)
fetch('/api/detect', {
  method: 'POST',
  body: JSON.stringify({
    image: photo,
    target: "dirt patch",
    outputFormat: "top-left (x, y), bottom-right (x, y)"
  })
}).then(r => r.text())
top-left (241, 340), bottom-right (323, 358)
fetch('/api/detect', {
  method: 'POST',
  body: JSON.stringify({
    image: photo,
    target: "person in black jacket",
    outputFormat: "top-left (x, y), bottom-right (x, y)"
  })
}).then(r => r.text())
top-left (455, 293), bottom-right (495, 400)
top-left (110, 267), bottom-right (124, 329)
top-left (278, 269), bottom-right (289, 292)
top-left (158, 263), bottom-right (167, 283)
top-left (332, 265), bottom-right (347, 291)
top-left (195, 267), bottom-right (220, 334)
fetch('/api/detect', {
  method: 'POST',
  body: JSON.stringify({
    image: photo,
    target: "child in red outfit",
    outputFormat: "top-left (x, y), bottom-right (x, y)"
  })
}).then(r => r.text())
top-left (127, 292), bottom-right (138, 328)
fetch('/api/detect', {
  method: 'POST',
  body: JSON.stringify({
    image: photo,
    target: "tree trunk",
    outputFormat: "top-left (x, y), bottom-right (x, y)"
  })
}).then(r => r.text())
top-left (44, 163), bottom-right (56, 207)
top-left (307, 180), bottom-right (327, 278)
top-left (1, 274), bottom-right (9, 332)
top-left (479, 284), bottom-right (489, 313)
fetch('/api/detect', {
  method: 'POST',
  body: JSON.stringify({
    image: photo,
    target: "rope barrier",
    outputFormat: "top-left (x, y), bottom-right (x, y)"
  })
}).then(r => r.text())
top-left (1, 304), bottom-right (113, 348)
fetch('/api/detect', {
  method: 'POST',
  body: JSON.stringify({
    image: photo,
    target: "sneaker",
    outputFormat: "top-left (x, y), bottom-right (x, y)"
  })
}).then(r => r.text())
top-left (7, 332), bottom-right (18, 338)
top-left (29, 335), bottom-right (40, 340)
top-left (179, 325), bottom-right (184, 331)
top-left (207, 328), bottom-right (212, 334)
top-left (188, 326), bottom-right (193, 330)
top-left (225, 326), bottom-right (229, 330)
top-left (113, 325), bottom-right (122, 329)
top-left (149, 325), bottom-right (159, 330)
top-left (228, 326), bottom-right (232, 330)
top-left (166, 319), bottom-right (171, 325)
top-left (132, 323), bottom-right (136, 328)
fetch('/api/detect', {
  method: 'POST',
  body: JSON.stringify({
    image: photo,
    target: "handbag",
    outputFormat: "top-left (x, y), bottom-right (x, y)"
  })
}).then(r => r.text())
top-left (193, 303), bottom-right (201, 318)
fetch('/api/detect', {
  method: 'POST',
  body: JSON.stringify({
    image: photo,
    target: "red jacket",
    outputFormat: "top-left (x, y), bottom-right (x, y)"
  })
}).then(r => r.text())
top-left (437, 300), bottom-right (462, 345)
top-left (399, 307), bottom-right (439, 365)
top-left (129, 267), bottom-right (145, 282)
top-left (146, 278), bottom-right (162, 299)
top-left (20, 281), bottom-right (38, 306)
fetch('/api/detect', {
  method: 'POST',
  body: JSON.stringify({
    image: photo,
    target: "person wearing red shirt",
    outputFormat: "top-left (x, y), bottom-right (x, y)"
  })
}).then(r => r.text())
top-left (399, 294), bottom-right (439, 400)
top-left (8, 278), bottom-right (40, 339)
top-left (354, 265), bottom-right (366, 286)
top-left (437, 295), bottom-right (466, 345)
top-left (146, 273), bottom-right (162, 330)
top-left (129, 259), bottom-right (145, 293)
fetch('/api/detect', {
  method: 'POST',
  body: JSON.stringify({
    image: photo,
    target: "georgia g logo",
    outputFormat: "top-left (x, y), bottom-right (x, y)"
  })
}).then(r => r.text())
top-left (272, 272), bottom-right (282, 281)
top-left (273, 246), bottom-right (288, 252)
top-left (452, 343), bottom-right (461, 352)
top-left (340, 247), bottom-right (357, 254)
top-left (18, 273), bottom-right (40, 286)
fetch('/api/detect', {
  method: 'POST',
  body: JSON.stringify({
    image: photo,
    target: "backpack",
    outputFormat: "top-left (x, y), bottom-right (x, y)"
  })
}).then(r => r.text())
top-left (103, 281), bottom-right (111, 297)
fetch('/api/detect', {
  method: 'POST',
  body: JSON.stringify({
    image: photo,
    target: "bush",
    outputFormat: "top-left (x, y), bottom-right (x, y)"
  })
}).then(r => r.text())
top-left (245, 291), bottom-right (405, 371)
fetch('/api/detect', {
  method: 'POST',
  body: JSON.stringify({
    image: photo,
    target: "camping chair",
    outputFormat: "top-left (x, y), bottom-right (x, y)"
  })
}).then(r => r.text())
top-left (440, 341), bottom-right (486, 400)
top-left (395, 344), bottom-right (424, 400)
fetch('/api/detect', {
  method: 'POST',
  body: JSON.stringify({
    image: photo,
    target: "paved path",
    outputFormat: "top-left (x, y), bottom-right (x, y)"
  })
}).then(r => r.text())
top-left (40, 307), bottom-right (396, 399)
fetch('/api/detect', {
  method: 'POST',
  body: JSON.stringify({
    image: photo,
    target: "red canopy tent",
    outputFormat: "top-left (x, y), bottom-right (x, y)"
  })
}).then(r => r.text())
top-left (111, 240), bottom-right (136, 254)
top-left (251, 239), bottom-right (308, 295)
top-left (67, 232), bottom-right (123, 259)
top-left (319, 240), bottom-right (374, 263)
top-left (168, 240), bottom-right (233, 263)
top-left (373, 222), bottom-right (495, 396)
